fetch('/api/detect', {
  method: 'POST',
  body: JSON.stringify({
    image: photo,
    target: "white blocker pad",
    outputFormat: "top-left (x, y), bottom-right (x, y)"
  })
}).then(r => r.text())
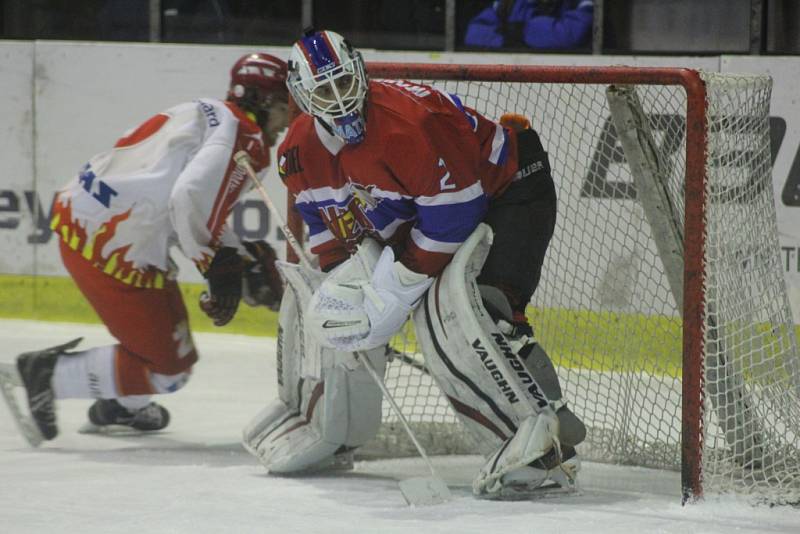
top-left (412, 224), bottom-right (558, 458)
top-left (242, 260), bottom-right (386, 474)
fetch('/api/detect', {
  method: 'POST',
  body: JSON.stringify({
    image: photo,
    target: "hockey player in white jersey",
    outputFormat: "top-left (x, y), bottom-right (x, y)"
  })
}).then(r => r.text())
top-left (5, 53), bottom-right (289, 444)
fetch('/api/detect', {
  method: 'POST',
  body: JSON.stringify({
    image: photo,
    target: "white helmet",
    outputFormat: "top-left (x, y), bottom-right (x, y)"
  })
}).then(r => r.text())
top-left (287, 30), bottom-right (368, 144)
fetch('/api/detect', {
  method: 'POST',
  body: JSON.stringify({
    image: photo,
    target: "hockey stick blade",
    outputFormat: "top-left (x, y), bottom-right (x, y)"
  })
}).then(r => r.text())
top-left (0, 362), bottom-right (44, 447)
top-left (357, 353), bottom-right (453, 505)
top-left (399, 476), bottom-right (453, 506)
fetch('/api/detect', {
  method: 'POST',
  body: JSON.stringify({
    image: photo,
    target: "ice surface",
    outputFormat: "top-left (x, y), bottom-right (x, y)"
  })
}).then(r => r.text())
top-left (1, 320), bottom-right (797, 534)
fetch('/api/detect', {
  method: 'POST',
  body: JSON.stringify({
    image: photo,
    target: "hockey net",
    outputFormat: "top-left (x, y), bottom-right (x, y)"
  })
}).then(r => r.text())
top-left (286, 65), bottom-right (800, 505)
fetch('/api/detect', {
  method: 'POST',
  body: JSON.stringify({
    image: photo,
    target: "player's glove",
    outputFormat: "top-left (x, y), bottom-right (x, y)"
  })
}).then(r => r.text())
top-left (200, 246), bottom-right (244, 327)
top-left (358, 247), bottom-right (433, 350)
top-left (306, 240), bottom-right (380, 350)
top-left (308, 246), bottom-right (433, 352)
top-left (307, 280), bottom-right (371, 350)
top-left (241, 240), bottom-right (284, 311)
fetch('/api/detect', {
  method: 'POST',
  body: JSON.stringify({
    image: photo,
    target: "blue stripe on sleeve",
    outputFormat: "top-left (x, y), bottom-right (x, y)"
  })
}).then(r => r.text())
top-left (369, 198), bottom-right (416, 231)
top-left (295, 201), bottom-right (328, 236)
top-left (447, 93), bottom-right (478, 130)
top-left (415, 194), bottom-right (488, 244)
top-left (295, 200), bottom-right (321, 220)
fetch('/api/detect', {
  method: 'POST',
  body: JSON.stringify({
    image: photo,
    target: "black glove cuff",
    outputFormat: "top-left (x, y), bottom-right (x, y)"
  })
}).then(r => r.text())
top-left (205, 247), bottom-right (244, 299)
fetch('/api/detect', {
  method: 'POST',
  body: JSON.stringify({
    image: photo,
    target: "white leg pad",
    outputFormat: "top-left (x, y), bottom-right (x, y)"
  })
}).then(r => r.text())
top-left (412, 224), bottom-right (553, 457)
top-left (242, 397), bottom-right (340, 473)
top-left (243, 355), bottom-right (385, 474)
top-left (409, 224), bottom-right (578, 497)
top-left (242, 260), bottom-right (385, 474)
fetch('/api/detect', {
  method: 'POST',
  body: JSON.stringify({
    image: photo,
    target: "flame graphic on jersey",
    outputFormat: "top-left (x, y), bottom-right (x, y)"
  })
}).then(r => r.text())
top-left (50, 199), bottom-right (166, 289)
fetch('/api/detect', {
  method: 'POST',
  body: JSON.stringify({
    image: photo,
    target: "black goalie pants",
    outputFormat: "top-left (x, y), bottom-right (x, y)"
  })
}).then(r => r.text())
top-left (477, 128), bottom-right (557, 315)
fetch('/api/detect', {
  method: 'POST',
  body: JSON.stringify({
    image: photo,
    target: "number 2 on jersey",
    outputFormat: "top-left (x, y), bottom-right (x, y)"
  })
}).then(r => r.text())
top-left (438, 158), bottom-right (455, 191)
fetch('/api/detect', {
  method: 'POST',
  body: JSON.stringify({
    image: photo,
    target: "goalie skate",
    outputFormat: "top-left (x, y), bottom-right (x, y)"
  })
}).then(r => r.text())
top-left (0, 362), bottom-right (44, 447)
top-left (480, 446), bottom-right (581, 501)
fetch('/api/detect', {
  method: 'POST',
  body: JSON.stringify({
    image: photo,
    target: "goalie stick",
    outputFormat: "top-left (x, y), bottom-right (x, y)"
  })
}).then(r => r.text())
top-left (386, 347), bottom-right (430, 375)
top-left (0, 363), bottom-right (44, 447)
top-left (234, 151), bottom-right (452, 506)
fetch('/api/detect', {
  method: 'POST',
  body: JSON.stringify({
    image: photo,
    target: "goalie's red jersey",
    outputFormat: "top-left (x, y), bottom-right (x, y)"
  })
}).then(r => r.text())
top-left (278, 80), bottom-right (520, 275)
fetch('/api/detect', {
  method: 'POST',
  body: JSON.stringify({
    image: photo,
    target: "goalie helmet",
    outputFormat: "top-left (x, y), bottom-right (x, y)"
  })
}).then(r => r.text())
top-left (287, 30), bottom-right (368, 145)
top-left (227, 53), bottom-right (289, 136)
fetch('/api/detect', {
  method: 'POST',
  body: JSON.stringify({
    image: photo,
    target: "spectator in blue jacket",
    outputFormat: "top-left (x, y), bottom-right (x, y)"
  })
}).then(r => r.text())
top-left (464, 0), bottom-right (594, 50)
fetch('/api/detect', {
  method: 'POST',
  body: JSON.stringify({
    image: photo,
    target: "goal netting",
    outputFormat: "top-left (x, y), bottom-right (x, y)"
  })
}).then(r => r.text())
top-left (287, 65), bottom-right (800, 505)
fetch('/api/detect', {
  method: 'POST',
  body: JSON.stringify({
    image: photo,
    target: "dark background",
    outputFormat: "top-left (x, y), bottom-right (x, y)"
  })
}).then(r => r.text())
top-left (1, 0), bottom-right (797, 54)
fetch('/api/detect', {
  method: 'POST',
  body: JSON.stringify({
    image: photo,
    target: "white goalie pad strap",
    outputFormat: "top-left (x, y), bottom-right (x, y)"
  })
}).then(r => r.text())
top-left (243, 257), bottom-right (386, 473)
top-left (472, 412), bottom-right (560, 496)
top-left (412, 223), bottom-right (555, 457)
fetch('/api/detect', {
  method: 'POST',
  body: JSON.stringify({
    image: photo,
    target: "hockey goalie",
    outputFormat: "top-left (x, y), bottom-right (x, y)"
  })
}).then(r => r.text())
top-left (242, 28), bottom-right (586, 499)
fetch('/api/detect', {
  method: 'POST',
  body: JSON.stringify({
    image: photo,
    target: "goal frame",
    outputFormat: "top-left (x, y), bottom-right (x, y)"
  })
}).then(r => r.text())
top-left (284, 63), bottom-right (713, 502)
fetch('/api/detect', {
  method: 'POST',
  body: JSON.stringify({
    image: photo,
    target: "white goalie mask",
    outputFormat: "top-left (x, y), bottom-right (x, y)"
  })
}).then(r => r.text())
top-left (288, 30), bottom-right (368, 144)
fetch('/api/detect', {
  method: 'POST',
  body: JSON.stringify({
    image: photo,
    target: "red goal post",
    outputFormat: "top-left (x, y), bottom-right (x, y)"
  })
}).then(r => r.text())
top-left (283, 63), bottom-right (800, 505)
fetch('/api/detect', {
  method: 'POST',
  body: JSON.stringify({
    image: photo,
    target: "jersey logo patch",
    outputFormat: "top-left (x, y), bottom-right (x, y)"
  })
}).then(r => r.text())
top-left (78, 164), bottom-right (118, 208)
top-left (278, 146), bottom-right (303, 180)
top-left (350, 181), bottom-right (379, 210)
top-left (318, 182), bottom-right (383, 251)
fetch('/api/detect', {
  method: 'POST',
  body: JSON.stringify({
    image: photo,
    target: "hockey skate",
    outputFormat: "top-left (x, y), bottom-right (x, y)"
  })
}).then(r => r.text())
top-left (473, 411), bottom-right (581, 501)
top-left (484, 444), bottom-right (581, 501)
top-left (0, 338), bottom-right (83, 446)
top-left (80, 399), bottom-right (170, 434)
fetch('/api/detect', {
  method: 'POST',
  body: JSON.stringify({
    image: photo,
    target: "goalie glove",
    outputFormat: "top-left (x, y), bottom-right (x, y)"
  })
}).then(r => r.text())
top-left (306, 240), bottom-right (381, 350)
top-left (241, 240), bottom-right (284, 311)
top-left (307, 246), bottom-right (433, 352)
top-left (307, 280), bottom-right (372, 350)
top-left (199, 246), bottom-right (244, 327)
top-left (358, 246), bottom-right (433, 350)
